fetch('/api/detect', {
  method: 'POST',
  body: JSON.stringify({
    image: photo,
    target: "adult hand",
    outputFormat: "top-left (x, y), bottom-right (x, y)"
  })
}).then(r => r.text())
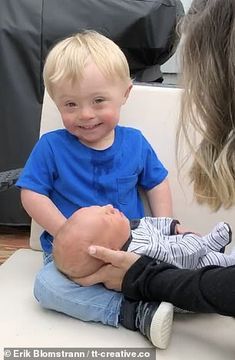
top-left (76, 246), bottom-right (140, 291)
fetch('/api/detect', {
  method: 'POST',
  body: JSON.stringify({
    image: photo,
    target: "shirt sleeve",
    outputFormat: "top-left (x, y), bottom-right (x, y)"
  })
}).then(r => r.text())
top-left (138, 134), bottom-right (168, 190)
top-left (143, 217), bottom-right (179, 235)
top-left (122, 256), bottom-right (235, 316)
top-left (16, 134), bottom-right (57, 196)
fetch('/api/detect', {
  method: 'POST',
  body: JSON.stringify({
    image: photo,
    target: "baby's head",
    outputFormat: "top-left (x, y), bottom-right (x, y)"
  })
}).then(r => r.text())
top-left (43, 30), bottom-right (132, 99)
top-left (53, 205), bottom-right (130, 280)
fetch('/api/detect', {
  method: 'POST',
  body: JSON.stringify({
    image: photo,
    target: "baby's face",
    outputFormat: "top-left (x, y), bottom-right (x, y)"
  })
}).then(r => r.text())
top-left (73, 204), bottom-right (131, 249)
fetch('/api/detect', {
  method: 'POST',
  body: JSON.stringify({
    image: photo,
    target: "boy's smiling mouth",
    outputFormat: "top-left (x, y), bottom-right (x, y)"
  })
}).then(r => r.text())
top-left (78, 123), bottom-right (102, 130)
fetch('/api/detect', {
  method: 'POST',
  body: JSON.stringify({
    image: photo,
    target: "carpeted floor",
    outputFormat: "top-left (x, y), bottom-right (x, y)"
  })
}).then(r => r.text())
top-left (0, 226), bottom-right (30, 265)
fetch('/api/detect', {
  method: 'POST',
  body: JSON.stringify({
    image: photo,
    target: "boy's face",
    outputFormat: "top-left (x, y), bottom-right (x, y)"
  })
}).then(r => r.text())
top-left (52, 60), bottom-right (132, 149)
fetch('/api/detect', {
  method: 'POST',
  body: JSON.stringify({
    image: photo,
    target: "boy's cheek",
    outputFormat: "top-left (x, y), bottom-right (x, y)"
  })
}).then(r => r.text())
top-left (61, 115), bottom-right (75, 127)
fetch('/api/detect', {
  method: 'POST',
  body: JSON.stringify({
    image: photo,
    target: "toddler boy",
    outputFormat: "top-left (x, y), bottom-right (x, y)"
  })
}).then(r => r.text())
top-left (17, 30), bottom-right (175, 349)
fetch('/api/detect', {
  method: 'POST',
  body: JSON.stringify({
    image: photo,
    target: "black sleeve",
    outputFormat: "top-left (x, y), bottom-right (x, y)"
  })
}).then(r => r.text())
top-left (122, 256), bottom-right (235, 317)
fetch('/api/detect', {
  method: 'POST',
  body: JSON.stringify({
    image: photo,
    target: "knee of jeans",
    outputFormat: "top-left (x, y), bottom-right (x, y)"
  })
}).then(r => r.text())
top-left (33, 272), bottom-right (44, 303)
top-left (33, 269), bottom-right (52, 308)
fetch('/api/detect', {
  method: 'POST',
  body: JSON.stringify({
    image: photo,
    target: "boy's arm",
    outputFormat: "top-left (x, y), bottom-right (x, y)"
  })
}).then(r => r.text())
top-left (21, 189), bottom-right (66, 237)
top-left (146, 178), bottom-right (173, 217)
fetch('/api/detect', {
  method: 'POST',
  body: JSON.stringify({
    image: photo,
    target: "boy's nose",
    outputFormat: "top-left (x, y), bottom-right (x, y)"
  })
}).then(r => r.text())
top-left (78, 106), bottom-right (95, 120)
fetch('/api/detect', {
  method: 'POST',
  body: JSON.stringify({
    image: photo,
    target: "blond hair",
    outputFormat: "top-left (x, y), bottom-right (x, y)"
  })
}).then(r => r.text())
top-left (177, 0), bottom-right (235, 210)
top-left (43, 30), bottom-right (131, 98)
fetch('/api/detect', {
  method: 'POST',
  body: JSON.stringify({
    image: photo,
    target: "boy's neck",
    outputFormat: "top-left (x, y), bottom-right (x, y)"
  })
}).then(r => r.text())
top-left (79, 129), bottom-right (116, 150)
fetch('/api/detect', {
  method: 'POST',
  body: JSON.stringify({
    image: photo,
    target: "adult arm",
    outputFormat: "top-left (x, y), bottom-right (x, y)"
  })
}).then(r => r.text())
top-left (78, 246), bottom-right (235, 317)
top-left (123, 256), bottom-right (235, 316)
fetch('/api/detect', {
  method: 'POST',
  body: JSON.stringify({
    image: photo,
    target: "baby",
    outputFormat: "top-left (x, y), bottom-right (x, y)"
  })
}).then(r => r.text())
top-left (53, 204), bottom-right (234, 281)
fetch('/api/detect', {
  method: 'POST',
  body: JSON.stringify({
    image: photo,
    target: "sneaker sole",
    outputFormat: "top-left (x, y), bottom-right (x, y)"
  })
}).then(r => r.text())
top-left (149, 302), bottom-right (174, 349)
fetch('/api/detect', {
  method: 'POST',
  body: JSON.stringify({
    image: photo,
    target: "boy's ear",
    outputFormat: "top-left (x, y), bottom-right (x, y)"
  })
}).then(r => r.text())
top-left (122, 83), bottom-right (133, 104)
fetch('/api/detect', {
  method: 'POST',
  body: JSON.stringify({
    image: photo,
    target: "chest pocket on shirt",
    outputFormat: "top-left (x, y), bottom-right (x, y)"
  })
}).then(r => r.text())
top-left (117, 174), bottom-right (138, 205)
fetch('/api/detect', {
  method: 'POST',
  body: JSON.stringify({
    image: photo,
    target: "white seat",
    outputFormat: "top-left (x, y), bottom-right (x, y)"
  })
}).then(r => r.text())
top-left (1, 84), bottom-right (234, 359)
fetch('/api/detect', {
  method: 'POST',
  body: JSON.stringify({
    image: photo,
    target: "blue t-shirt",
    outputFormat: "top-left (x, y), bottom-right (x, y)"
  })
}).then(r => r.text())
top-left (17, 126), bottom-right (168, 252)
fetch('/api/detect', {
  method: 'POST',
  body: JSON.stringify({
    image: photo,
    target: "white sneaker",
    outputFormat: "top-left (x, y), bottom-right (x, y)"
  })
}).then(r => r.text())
top-left (136, 301), bottom-right (174, 349)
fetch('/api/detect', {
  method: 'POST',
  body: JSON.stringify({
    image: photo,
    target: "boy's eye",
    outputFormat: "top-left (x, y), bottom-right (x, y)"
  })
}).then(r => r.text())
top-left (94, 98), bottom-right (104, 104)
top-left (66, 102), bottom-right (77, 108)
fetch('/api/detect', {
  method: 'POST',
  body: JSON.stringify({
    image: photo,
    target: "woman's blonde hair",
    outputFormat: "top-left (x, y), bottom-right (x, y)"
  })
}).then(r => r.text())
top-left (43, 30), bottom-right (131, 98)
top-left (177, 0), bottom-right (235, 210)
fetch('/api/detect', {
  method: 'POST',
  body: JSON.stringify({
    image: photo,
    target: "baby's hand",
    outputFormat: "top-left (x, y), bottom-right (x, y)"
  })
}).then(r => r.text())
top-left (175, 224), bottom-right (187, 234)
top-left (175, 223), bottom-right (201, 236)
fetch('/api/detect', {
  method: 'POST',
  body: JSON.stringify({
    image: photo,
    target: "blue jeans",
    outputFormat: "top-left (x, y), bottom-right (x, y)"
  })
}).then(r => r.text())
top-left (34, 254), bottom-right (123, 327)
